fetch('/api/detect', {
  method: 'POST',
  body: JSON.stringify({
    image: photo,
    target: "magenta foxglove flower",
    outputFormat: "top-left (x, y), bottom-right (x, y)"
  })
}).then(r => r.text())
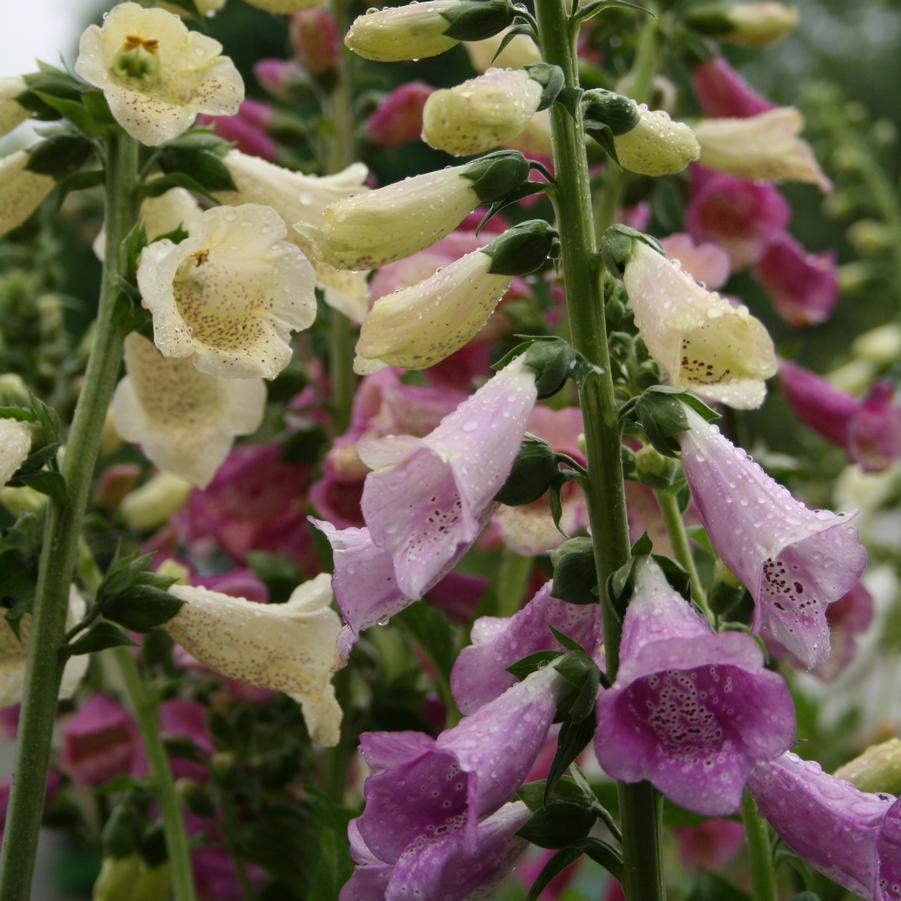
top-left (253, 59), bottom-right (304, 101)
top-left (754, 232), bottom-right (839, 325)
top-left (342, 801), bottom-right (530, 900)
top-left (849, 382), bottom-right (901, 474)
top-left (749, 751), bottom-right (901, 900)
top-left (660, 233), bottom-right (731, 290)
top-left (780, 359), bottom-right (860, 447)
top-left (678, 407), bottom-right (867, 668)
top-left (675, 819), bottom-right (745, 870)
top-left (367, 81), bottom-right (434, 149)
top-left (685, 166), bottom-right (790, 269)
top-left (691, 57), bottom-right (775, 119)
top-left (200, 110), bottom-right (276, 161)
top-left (289, 8), bottom-right (339, 76)
top-left (314, 356), bottom-right (538, 653)
top-left (594, 557), bottom-right (794, 815)
top-left (452, 581), bottom-right (602, 715)
top-left (348, 665), bottom-right (561, 883)
top-left (817, 581), bottom-right (875, 681)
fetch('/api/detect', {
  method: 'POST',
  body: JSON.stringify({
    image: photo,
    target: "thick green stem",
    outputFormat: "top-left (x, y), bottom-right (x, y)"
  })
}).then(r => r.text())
top-left (741, 791), bottom-right (779, 901)
top-left (654, 488), bottom-right (711, 619)
top-left (0, 134), bottom-right (139, 901)
top-left (534, 2), bottom-right (665, 898)
top-left (113, 648), bottom-right (196, 901)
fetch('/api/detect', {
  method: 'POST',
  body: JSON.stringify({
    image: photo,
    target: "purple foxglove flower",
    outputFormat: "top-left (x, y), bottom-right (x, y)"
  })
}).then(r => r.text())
top-left (451, 581), bottom-right (602, 715)
top-left (342, 801), bottom-right (530, 901)
top-left (351, 665), bottom-right (562, 869)
top-left (289, 8), bottom-right (339, 76)
top-left (685, 166), bottom-right (790, 269)
top-left (816, 581), bottom-right (875, 681)
top-left (253, 58), bottom-right (304, 101)
top-left (754, 232), bottom-right (839, 326)
top-left (678, 406), bottom-right (867, 668)
top-left (780, 359), bottom-right (860, 447)
top-left (366, 81), bottom-right (434, 149)
top-left (313, 356), bottom-right (538, 653)
top-left (849, 382), bottom-right (901, 473)
top-left (200, 111), bottom-right (277, 162)
top-left (749, 751), bottom-right (901, 900)
top-left (691, 57), bottom-right (775, 119)
top-left (594, 557), bottom-right (794, 815)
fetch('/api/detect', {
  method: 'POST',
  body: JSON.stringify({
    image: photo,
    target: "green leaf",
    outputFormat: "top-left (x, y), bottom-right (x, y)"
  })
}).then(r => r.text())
top-left (517, 801), bottom-right (596, 849)
top-left (526, 846), bottom-right (582, 901)
top-left (27, 132), bottom-right (95, 179)
top-left (517, 775), bottom-right (598, 812)
top-left (65, 622), bottom-right (136, 656)
top-left (138, 172), bottom-right (220, 204)
top-left (577, 837), bottom-right (624, 881)
top-left (158, 141), bottom-right (236, 193)
top-left (100, 585), bottom-right (184, 633)
top-left (101, 799), bottom-right (146, 859)
top-left (245, 551), bottom-right (302, 602)
top-left (507, 651), bottom-right (561, 681)
top-left (54, 169), bottom-right (104, 208)
top-left (544, 714), bottom-right (597, 802)
top-left (31, 90), bottom-right (109, 138)
top-left (16, 470), bottom-right (67, 505)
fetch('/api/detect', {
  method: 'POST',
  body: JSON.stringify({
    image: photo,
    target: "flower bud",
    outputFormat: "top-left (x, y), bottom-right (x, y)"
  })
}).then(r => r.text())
top-left (833, 739), bottom-right (901, 795)
top-left (0, 151), bottom-right (54, 237)
top-left (494, 437), bottom-right (558, 505)
top-left (613, 104), bottom-right (699, 176)
top-left (120, 472), bottom-right (192, 531)
top-left (0, 486), bottom-right (45, 516)
top-left (853, 323), bottom-right (901, 367)
top-left (464, 27), bottom-right (541, 72)
top-left (367, 81), bottom-right (433, 148)
top-left (686, 2), bottom-right (799, 46)
top-left (421, 65), bottom-right (556, 157)
top-left (847, 219), bottom-right (892, 257)
top-left (289, 8), bottom-right (339, 76)
top-left (96, 463), bottom-right (143, 513)
top-left (0, 76), bottom-right (29, 138)
top-left (345, 0), bottom-right (516, 63)
top-left (550, 536), bottom-right (597, 605)
top-left (310, 150), bottom-right (530, 270)
top-left (481, 218), bottom-right (558, 275)
top-left (517, 336), bottom-right (578, 398)
top-left (0, 373), bottom-right (29, 407)
top-left (253, 59), bottom-right (308, 101)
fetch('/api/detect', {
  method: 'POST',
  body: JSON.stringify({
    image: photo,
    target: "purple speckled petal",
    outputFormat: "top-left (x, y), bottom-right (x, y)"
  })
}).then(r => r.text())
top-left (749, 751), bottom-right (901, 900)
top-left (451, 581), bottom-right (602, 715)
top-left (386, 802), bottom-right (531, 901)
top-left (678, 407), bottom-right (867, 668)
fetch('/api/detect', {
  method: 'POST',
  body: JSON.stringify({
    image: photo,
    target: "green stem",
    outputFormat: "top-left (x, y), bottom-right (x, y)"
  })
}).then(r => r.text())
top-left (741, 791), bottom-right (779, 901)
top-left (654, 488), bottom-right (711, 619)
top-left (533, 2), bottom-right (665, 898)
top-left (328, 308), bottom-right (354, 434)
top-left (113, 648), bottom-right (196, 901)
top-left (0, 133), bottom-right (139, 901)
top-left (497, 548), bottom-right (533, 618)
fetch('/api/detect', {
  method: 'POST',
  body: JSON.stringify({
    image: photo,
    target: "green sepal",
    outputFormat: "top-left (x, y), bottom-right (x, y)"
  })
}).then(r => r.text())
top-left (484, 219), bottom-right (558, 276)
top-left (494, 436), bottom-right (559, 505)
top-left (156, 131), bottom-right (236, 193)
top-left (64, 622), bottom-right (136, 657)
top-left (26, 130), bottom-right (96, 180)
top-left (524, 63), bottom-right (565, 111)
top-left (461, 150), bottom-right (531, 204)
top-left (550, 537), bottom-right (597, 605)
top-left (99, 585), bottom-right (184, 633)
top-left (439, 0), bottom-right (517, 42)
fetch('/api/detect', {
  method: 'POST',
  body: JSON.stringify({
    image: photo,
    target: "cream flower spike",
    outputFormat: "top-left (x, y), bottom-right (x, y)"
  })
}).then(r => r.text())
top-left (217, 150), bottom-right (370, 322)
top-left (0, 418), bottom-right (32, 489)
top-left (137, 203), bottom-right (317, 379)
top-left (0, 151), bottom-right (54, 238)
top-left (0, 588), bottom-right (89, 708)
top-left (111, 333), bottom-right (266, 488)
top-left (74, 2), bottom-right (243, 146)
top-left (166, 574), bottom-right (344, 746)
top-left (622, 238), bottom-right (777, 409)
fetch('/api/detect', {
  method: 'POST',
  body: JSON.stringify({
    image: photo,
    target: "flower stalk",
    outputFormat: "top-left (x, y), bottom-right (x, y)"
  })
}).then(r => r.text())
top-left (0, 133), bottom-right (139, 901)
top-left (532, 0), bottom-right (665, 896)
top-left (741, 790), bottom-right (779, 901)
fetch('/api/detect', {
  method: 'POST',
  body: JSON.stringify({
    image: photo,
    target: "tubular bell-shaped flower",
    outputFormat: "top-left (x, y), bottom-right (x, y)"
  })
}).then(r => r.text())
top-left (0, 76), bottom-right (29, 138)
top-left (421, 67), bottom-right (545, 157)
top-left (619, 236), bottom-right (776, 409)
top-left (307, 151), bottom-right (530, 271)
top-left (693, 108), bottom-right (832, 192)
top-left (451, 580), bottom-right (602, 715)
top-left (137, 203), bottom-right (316, 379)
top-left (166, 574), bottom-right (342, 746)
top-left (0, 418), bottom-right (32, 489)
top-left (594, 557), bottom-right (794, 815)
top-left (678, 406), bottom-right (868, 668)
top-left (356, 219), bottom-right (555, 373)
top-left (749, 752), bottom-right (901, 900)
top-left (0, 151), bottom-right (54, 238)
top-left (111, 333), bottom-right (266, 488)
top-left (691, 57), bottom-right (775, 119)
top-left (313, 354), bottom-right (538, 652)
top-left (687, 2), bottom-right (799, 47)
top-left (74, 2), bottom-right (243, 146)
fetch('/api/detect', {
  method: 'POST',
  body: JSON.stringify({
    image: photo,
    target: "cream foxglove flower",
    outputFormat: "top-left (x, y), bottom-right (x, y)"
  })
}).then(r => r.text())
top-left (0, 418), bottom-right (31, 488)
top-left (74, 2), bottom-right (243, 146)
top-left (166, 574), bottom-right (343, 746)
top-left (120, 472), bottom-right (191, 531)
top-left (506, 108), bottom-right (553, 156)
top-left (217, 150), bottom-right (370, 322)
top-left (614, 105), bottom-right (700, 176)
top-left (0, 76), bottom-right (29, 137)
top-left (0, 151), bottom-right (54, 238)
top-left (687, 2), bottom-right (798, 46)
top-left (693, 108), bottom-right (831, 192)
top-left (307, 151), bottom-right (529, 271)
top-left (0, 588), bottom-right (89, 708)
top-left (137, 203), bottom-right (316, 379)
top-left (111, 333), bottom-right (266, 488)
top-left (464, 27), bottom-right (541, 72)
top-left (622, 238), bottom-right (776, 409)
top-left (422, 68), bottom-right (544, 157)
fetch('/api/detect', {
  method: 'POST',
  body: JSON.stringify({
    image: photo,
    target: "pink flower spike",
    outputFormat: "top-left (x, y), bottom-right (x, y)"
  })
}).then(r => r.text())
top-left (678, 406), bottom-right (867, 668)
top-left (367, 82), bottom-right (434, 149)
top-left (754, 233), bottom-right (839, 325)
top-left (692, 57), bottom-right (775, 119)
top-left (660, 233), bottom-right (731, 290)
top-left (594, 557), bottom-right (794, 815)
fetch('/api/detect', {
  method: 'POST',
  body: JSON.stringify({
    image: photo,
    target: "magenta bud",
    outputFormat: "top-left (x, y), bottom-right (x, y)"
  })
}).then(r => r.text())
top-left (366, 82), bottom-right (434, 149)
top-left (290, 8), bottom-right (339, 76)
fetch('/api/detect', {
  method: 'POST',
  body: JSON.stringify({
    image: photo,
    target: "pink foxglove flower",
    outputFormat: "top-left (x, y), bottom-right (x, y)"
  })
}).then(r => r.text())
top-left (594, 557), bottom-right (794, 815)
top-left (367, 82), bottom-right (433, 148)
top-left (754, 232), bottom-right (839, 326)
top-left (253, 59), bottom-right (304, 101)
top-left (685, 167), bottom-right (790, 269)
top-left (675, 819), bottom-right (745, 870)
top-left (451, 580), bottom-right (602, 715)
top-left (660, 233), bottom-right (731, 290)
top-left (201, 109), bottom-right (276, 161)
top-left (678, 406), bottom-right (867, 668)
top-left (289, 8), bottom-right (339, 76)
top-left (691, 57), bottom-right (775, 119)
top-left (815, 581), bottom-right (875, 682)
top-left (749, 752), bottom-right (901, 900)
top-left (313, 355), bottom-right (538, 653)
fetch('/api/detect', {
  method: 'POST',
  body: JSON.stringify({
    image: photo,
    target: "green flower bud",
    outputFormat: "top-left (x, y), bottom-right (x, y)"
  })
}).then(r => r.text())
top-left (495, 437), bottom-right (559, 506)
top-left (483, 219), bottom-right (558, 276)
top-left (550, 537), bottom-right (597, 605)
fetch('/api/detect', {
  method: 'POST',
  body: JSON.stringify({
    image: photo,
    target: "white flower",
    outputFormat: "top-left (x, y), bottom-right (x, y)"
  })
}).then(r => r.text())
top-left (0, 588), bottom-right (89, 708)
top-left (218, 150), bottom-right (370, 322)
top-left (693, 108), bottom-right (831, 192)
top-left (137, 203), bottom-right (316, 379)
top-left (613, 105), bottom-right (700, 177)
top-left (0, 418), bottom-right (32, 488)
top-left (0, 76), bottom-right (29, 138)
top-left (74, 2), bottom-right (243, 146)
top-left (120, 472), bottom-right (191, 531)
top-left (464, 27), bottom-right (541, 72)
top-left (0, 151), bottom-right (54, 238)
top-left (345, 0), bottom-right (460, 62)
top-left (166, 574), bottom-right (343, 746)
top-left (422, 68), bottom-right (543, 157)
top-left (355, 248), bottom-right (510, 372)
top-left (623, 240), bottom-right (776, 409)
top-left (111, 333), bottom-right (265, 487)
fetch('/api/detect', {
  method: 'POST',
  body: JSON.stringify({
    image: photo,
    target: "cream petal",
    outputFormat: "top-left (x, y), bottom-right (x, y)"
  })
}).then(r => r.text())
top-left (0, 151), bottom-right (54, 238)
top-left (0, 418), bottom-right (32, 488)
